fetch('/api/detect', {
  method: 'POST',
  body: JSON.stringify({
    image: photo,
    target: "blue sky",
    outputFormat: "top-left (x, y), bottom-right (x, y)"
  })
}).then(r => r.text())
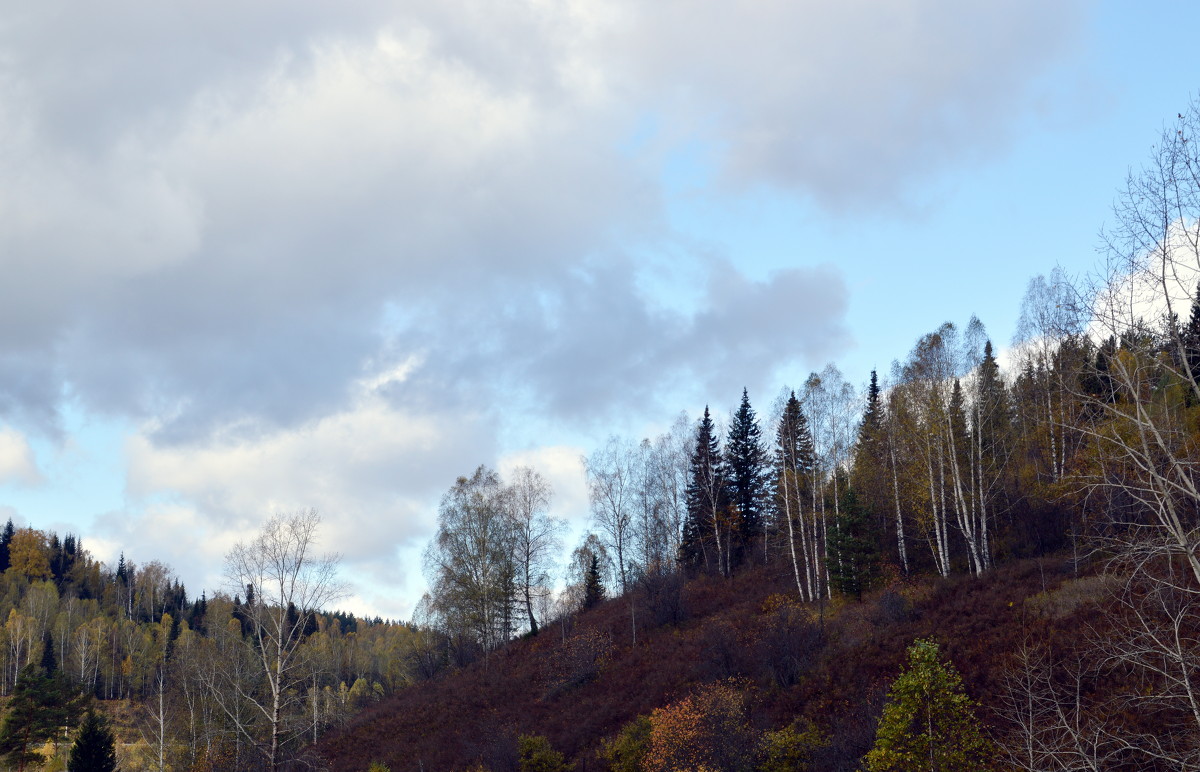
top-left (1, 0), bottom-right (1199, 619)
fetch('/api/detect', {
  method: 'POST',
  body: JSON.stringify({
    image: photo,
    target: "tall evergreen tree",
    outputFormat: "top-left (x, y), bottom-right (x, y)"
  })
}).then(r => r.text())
top-left (582, 554), bottom-right (605, 610)
top-left (860, 369), bottom-right (882, 442)
top-left (725, 388), bottom-right (769, 566)
top-left (1183, 281), bottom-right (1200, 382)
top-left (851, 370), bottom-right (893, 570)
top-left (680, 407), bottom-right (728, 574)
top-left (0, 518), bottom-right (15, 574)
top-left (828, 485), bottom-right (880, 600)
top-left (774, 391), bottom-right (818, 599)
top-left (68, 710), bottom-right (118, 772)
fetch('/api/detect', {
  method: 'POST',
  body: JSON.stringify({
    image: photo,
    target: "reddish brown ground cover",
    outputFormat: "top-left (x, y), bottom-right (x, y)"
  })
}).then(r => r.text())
top-left (318, 557), bottom-right (1104, 771)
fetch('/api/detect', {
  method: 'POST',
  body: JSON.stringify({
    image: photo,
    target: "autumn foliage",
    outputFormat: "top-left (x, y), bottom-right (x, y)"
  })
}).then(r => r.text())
top-left (642, 680), bottom-right (754, 772)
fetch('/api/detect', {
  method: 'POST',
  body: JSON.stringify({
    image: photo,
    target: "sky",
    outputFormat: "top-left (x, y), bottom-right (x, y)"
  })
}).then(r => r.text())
top-left (1, 0), bottom-right (1199, 620)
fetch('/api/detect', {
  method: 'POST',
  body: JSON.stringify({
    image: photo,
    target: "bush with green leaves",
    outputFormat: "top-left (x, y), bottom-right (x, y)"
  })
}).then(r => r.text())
top-left (517, 734), bottom-right (571, 772)
top-left (864, 638), bottom-right (995, 772)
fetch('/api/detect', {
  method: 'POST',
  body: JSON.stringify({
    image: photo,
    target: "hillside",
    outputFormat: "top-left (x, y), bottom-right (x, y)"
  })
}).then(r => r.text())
top-left (319, 555), bottom-right (1106, 771)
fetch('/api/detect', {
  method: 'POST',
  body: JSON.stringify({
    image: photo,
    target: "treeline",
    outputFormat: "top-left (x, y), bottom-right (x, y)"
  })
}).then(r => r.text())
top-left (0, 519), bottom-right (429, 770)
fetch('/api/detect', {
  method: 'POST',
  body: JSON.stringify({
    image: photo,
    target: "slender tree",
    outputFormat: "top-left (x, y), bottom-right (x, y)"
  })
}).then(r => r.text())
top-left (505, 467), bottom-right (562, 635)
top-left (223, 509), bottom-right (345, 771)
top-left (584, 437), bottom-right (637, 594)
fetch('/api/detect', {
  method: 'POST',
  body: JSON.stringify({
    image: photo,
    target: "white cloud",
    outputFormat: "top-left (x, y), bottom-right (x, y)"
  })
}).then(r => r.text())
top-left (1090, 219), bottom-right (1200, 341)
top-left (498, 444), bottom-right (590, 526)
top-left (106, 375), bottom-right (497, 615)
top-left (0, 428), bottom-right (43, 486)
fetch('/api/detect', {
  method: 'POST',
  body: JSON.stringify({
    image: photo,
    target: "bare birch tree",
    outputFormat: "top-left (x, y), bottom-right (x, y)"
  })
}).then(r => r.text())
top-left (505, 466), bottom-right (562, 635)
top-left (584, 436), bottom-right (637, 593)
top-left (224, 509), bottom-right (345, 771)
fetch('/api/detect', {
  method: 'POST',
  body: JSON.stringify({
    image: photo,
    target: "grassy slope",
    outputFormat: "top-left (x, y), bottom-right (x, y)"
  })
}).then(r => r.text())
top-left (318, 556), bottom-right (1100, 771)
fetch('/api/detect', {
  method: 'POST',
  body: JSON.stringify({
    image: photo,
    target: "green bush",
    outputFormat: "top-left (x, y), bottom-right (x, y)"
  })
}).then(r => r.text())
top-left (518, 734), bottom-right (571, 772)
top-left (600, 715), bottom-right (651, 772)
top-left (758, 717), bottom-right (826, 772)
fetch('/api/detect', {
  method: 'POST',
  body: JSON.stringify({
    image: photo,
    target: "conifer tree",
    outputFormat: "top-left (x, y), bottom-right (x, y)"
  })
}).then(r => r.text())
top-left (851, 370), bottom-right (894, 570)
top-left (0, 662), bottom-right (87, 771)
top-left (864, 639), bottom-right (995, 772)
top-left (680, 407), bottom-right (728, 574)
top-left (0, 519), bottom-right (14, 574)
top-left (774, 392), bottom-right (819, 600)
top-left (725, 388), bottom-right (769, 566)
top-left (68, 710), bottom-right (118, 772)
top-left (582, 554), bottom-right (605, 610)
top-left (828, 485), bottom-right (880, 600)
top-left (1184, 281), bottom-right (1200, 383)
top-left (861, 369), bottom-right (882, 440)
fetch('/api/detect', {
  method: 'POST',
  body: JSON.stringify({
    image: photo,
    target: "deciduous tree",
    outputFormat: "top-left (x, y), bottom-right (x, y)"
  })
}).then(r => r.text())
top-left (224, 509), bottom-right (344, 771)
top-left (505, 467), bottom-right (562, 635)
top-left (864, 638), bottom-right (995, 772)
top-left (425, 468), bottom-right (516, 652)
top-left (584, 437), bottom-right (637, 594)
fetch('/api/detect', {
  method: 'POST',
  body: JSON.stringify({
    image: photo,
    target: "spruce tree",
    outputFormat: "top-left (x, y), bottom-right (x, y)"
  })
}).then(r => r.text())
top-left (864, 639), bottom-right (996, 772)
top-left (68, 710), bottom-right (118, 772)
top-left (773, 392), bottom-right (818, 599)
top-left (582, 554), bottom-right (605, 609)
top-left (725, 388), bottom-right (769, 566)
top-left (828, 485), bottom-right (880, 599)
top-left (40, 632), bottom-right (56, 674)
top-left (860, 369), bottom-right (882, 442)
top-left (850, 370), bottom-right (891, 557)
top-left (0, 518), bottom-right (14, 574)
top-left (1184, 281), bottom-right (1200, 383)
top-left (680, 407), bottom-right (728, 574)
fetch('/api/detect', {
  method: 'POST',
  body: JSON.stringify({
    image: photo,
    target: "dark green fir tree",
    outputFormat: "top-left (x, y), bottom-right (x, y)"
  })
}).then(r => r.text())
top-left (582, 554), bottom-right (605, 610)
top-left (680, 407), bottom-right (727, 574)
top-left (828, 485), bottom-right (881, 600)
top-left (860, 369), bottom-right (882, 442)
top-left (1184, 281), bottom-right (1200, 383)
top-left (773, 392), bottom-right (815, 543)
top-left (68, 710), bottom-right (118, 772)
top-left (0, 518), bottom-right (14, 574)
top-left (725, 388), bottom-right (769, 566)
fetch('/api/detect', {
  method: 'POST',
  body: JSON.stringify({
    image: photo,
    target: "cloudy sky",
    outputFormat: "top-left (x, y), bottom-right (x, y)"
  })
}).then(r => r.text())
top-left (1, 0), bottom-right (1198, 618)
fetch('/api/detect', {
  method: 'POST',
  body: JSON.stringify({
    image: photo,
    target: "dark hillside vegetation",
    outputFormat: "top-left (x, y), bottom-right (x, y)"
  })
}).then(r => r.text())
top-left (320, 555), bottom-right (1115, 771)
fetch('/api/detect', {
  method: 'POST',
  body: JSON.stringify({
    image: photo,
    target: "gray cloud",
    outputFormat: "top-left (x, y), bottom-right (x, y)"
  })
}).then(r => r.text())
top-left (614, 0), bottom-right (1083, 209)
top-left (384, 256), bottom-right (850, 423)
top-left (0, 0), bottom-right (1080, 440)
